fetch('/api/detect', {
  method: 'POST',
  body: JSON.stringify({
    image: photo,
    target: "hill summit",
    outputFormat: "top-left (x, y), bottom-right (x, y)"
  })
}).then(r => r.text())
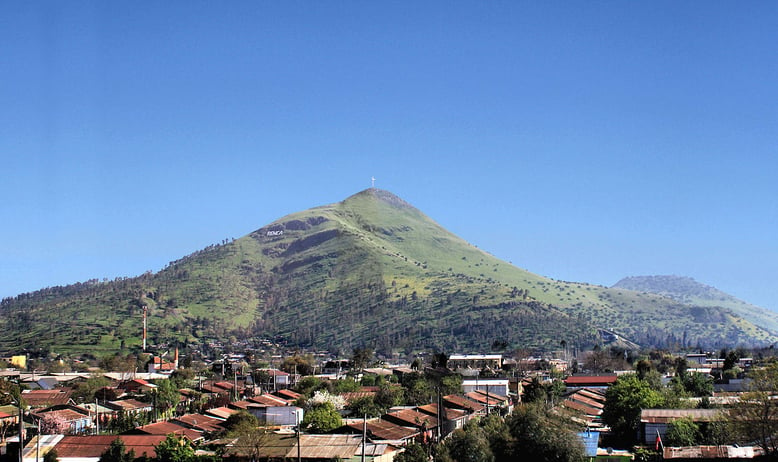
top-left (1, 189), bottom-right (777, 356)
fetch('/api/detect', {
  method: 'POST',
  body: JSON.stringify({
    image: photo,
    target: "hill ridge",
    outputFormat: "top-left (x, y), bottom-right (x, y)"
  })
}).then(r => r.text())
top-left (1, 190), bottom-right (777, 356)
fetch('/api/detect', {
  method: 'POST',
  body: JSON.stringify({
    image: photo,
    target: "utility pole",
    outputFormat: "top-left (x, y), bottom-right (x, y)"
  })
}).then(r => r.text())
top-left (361, 414), bottom-right (367, 462)
top-left (296, 411), bottom-right (301, 462)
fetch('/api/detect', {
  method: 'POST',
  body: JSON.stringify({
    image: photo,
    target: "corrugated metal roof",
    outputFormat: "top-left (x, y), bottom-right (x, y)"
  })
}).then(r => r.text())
top-left (346, 419), bottom-right (418, 441)
top-left (641, 408), bottom-right (725, 423)
top-left (663, 445), bottom-right (759, 459)
top-left (54, 435), bottom-right (166, 459)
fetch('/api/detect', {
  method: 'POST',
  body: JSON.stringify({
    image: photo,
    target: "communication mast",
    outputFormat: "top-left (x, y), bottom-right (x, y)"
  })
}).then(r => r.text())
top-left (142, 305), bottom-right (148, 351)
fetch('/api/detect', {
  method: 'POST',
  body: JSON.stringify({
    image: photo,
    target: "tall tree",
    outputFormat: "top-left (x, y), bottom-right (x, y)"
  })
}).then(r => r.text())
top-left (602, 374), bottom-right (664, 445)
top-left (301, 402), bottom-right (342, 433)
top-left (729, 360), bottom-right (778, 456)
top-left (505, 403), bottom-right (585, 461)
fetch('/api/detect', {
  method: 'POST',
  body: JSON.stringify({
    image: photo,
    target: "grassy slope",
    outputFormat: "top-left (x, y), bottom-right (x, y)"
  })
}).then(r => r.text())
top-left (0, 189), bottom-right (775, 356)
top-left (613, 275), bottom-right (778, 335)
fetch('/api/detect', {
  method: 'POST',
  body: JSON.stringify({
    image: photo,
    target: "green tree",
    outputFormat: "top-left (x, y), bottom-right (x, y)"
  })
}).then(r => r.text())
top-left (438, 422), bottom-right (494, 462)
top-left (99, 438), bottom-right (135, 462)
top-left (439, 374), bottom-right (463, 396)
top-left (505, 403), bottom-right (585, 461)
top-left (351, 347), bottom-right (374, 372)
top-left (301, 402), bottom-right (342, 433)
top-left (602, 374), bottom-right (664, 445)
top-left (223, 411), bottom-right (259, 435)
top-left (347, 396), bottom-right (382, 418)
top-left (683, 372), bottom-right (713, 397)
top-left (374, 383), bottom-right (404, 411)
top-left (332, 379), bottom-right (360, 394)
top-left (295, 376), bottom-right (323, 397)
top-left (666, 416), bottom-right (701, 446)
top-left (729, 360), bottom-right (778, 456)
top-left (393, 442), bottom-right (428, 462)
top-left (154, 434), bottom-right (196, 462)
top-left (72, 374), bottom-right (111, 403)
top-left (281, 353), bottom-right (314, 376)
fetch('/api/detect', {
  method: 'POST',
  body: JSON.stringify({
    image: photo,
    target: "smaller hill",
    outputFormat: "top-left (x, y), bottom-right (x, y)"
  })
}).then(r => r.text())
top-left (612, 275), bottom-right (778, 335)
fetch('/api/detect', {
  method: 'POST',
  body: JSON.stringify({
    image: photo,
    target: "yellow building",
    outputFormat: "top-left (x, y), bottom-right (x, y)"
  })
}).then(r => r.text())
top-left (10, 355), bottom-right (26, 370)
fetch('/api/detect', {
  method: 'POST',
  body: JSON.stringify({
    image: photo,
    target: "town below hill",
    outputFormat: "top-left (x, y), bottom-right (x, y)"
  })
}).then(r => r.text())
top-left (1, 342), bottom-right (777, 461)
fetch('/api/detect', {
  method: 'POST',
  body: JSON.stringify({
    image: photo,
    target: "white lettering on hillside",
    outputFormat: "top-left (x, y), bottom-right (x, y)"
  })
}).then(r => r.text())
top-left (266, 230), bottom-right (284, 236)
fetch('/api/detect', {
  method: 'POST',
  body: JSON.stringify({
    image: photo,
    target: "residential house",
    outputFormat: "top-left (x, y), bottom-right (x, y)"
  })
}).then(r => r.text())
top-left (417, 403), bottom-right (469, 436)
top-left (442, 394), bottom-right (485, 417)
top-left (640, 409), bottom-right (726, 446)
top-left (256, 369), bottom-right (291, 390)
top-left (564, 374), bottom-right (618, 390)
top-left (173, 413), bottom-right (225, 434)
top-left (205, 406), bottom-right (239, 421)
top-left (462, 379), bottom-right (509, 397)
top-left (127, 421), bottom-right (203, 442)
top-left (105, 399), bottom-right (153, 415)
top-left (51, 434), bottom-right (167, 461)
top-left (382, 409), bottom-right (438, 443)
top-left (448, 354), bottom-right (503, 371)
top-left (20, 389), bottom-right (73, 408)
top-left (342, 419), bottom-right (419, 444)
top-left (464, 390), bottom-right (512, 414)
top-left (221, 432), bottom-right (396, 461)
top-left (31, 405), bottom-right (92, 435)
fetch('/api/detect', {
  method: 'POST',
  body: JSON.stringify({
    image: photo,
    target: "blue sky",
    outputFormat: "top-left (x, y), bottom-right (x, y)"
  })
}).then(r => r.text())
top-left (2, 2), bottom-right (777, 311)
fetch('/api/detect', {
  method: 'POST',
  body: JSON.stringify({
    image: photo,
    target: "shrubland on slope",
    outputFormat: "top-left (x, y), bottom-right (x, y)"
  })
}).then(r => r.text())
top-left (1, 189), bottom-right (775, 356)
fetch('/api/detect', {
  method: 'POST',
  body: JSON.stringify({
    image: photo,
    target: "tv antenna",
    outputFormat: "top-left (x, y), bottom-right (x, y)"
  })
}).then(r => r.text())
top-left (371, 176), bottom-right (376, 188)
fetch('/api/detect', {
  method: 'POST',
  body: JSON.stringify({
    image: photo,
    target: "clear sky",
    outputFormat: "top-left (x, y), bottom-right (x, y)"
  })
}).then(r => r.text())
top-left (2, 3), bottom-right (777, 311)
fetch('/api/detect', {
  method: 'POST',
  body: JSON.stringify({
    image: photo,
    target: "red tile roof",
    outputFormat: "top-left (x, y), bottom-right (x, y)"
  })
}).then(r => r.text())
top-left (564, 375), bottom-right (618, 386)
top-left (54, 435), bottom-right (166, 459)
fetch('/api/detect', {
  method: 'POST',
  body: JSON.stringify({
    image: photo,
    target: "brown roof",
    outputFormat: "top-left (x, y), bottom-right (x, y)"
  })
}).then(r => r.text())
top-left (443, 394), bottom-right (484, 413)
top-left (345, 419), bottom-right (418, 441)
top-left (641, 409), bottom-right (725, 424)
top-left (108, 399), bottom-right (152, 411)
top-left (54, 435), bottom-right (166, 459)
top-left (21, 389), bottom-right (72, 407)
top-left (205, 406), bottom-right (238, 420)
top-left (131, 421), bottom-right (202, 440)
top-left (564, 375), bottom-right (618, 386)
top-left (224, 433), bottom-right (362, 459)
top-left (465, 391), bottom-right (506, 407)
top-left (576, 388), bottom-right (607, 401)
top-left (417, 403), bottom-right (467, 421)
top-left (229, 400), bottom-right (252, 410)
top-left (34, 407), bottom-right (89, 422)
top-left (273, 389), bottom-right (302, 401)
top-left (341, 391), bottom-right (378, 404)
top-left (562, 399), bottom-right (602, 417)
top-left (174, 413), bottom-right (225, 432)
top-left (567, 392), bottom-right (605, 409)
top-left (249, 394), bottom-right (288, 406)
top-left (383, 409), bottom-right (438, 429)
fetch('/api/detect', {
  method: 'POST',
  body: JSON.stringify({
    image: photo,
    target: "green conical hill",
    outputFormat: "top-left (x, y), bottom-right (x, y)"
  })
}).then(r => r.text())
top-left (1, 189), bottom-right (776, 356)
